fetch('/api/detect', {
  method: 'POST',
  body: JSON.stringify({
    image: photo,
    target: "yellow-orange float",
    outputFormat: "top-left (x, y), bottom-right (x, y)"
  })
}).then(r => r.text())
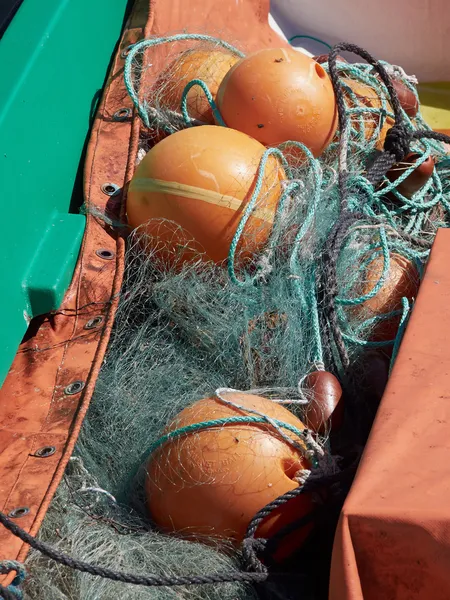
top-left (127, 125), bottom-right (285, 264)
top-left (145, 391), bottom-right (313, 558)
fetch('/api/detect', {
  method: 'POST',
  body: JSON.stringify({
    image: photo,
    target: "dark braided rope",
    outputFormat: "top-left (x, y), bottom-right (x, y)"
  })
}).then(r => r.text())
top-left (0, 511), bottom-right (267, 587)
top-left (323, 42), bottom-right (450, 371)
top-left (367, 129), bottom-right (450, 186)
top-left (322, 212), bottom-right (364, 370)
top-left (329, 43), bottom-right (450, 184)
top-left (395, 228), bottom-right (433, 249)
top-left (241, 486), bottom-right (308, 573)
top-left (241, 463), bottom-right (359, 571)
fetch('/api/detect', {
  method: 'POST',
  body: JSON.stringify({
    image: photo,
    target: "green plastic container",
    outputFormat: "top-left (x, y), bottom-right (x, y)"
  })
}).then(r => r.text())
top-left (0, 0), bottom-right (130, 386)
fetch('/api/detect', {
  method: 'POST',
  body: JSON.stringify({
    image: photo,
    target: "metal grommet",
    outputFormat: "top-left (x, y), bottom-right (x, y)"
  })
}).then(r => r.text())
top-left (95, 248), bottom-right (115, 260)
top-left (33, 446), bottom-right (56, 458)
top-left (101, 182), bottom-right (120, 196)
top-left (113, 108), bottom-right (131, 122)
top-left (8, 507), bottom-right (30, 519)
top-left (84, 316), bottom-right (104, 330)
top-left (64, 380), bottom-right (85, 396)
top-left (120, 44), bottom-right (134, 59)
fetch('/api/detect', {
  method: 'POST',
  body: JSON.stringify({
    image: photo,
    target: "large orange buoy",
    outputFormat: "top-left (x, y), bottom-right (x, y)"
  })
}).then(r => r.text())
top-left (343, 79), bottom-right (394, 149)
top-left (353, 252), bottom-right (420, 341)
top-left (127, 125), bottom-right (285, 264)
top-left (161, 50), bottom-right (240, 123)
top-left (145, 392), bottom-right (313, 557)
top-left (216, 48), bottom-right (337, 156)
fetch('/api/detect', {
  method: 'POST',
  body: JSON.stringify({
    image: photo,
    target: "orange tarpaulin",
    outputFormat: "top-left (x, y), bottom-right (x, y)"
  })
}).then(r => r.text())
top-left (2, 1), bottom-right (450, 597)
top-left (0, 0), bottom-right (286, 584)
top-left (330, 228), bottom-right (450, 600)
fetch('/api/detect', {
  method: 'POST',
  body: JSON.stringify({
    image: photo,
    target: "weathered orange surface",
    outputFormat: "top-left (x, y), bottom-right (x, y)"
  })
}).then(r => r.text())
top-left (330, 228), bottom-right (450, 600)
top-left (0, 0), bottom-right (286, 584)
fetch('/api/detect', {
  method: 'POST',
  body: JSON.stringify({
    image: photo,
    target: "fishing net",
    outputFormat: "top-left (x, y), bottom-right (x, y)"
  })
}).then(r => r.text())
top-left (125, 33), bottom-right (245, 140)
top-left (21, 34), bottom-right (450, 600)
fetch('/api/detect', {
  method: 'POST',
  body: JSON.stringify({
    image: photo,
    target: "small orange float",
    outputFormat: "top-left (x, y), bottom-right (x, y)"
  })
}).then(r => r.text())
top-left (386, 152), bottom-right (435, 198)
top-left (216, 48), bottom-right (337, 156)
top-left (390, 78), bottom-right (419, 118)
top-left (127, 125), bottom-right (285, 264)
top-left (145, 391), bottom-right (313, 556)
top-left (161, 49), bottom-right (240, 123)
top-left (303, 371), bottom-right (344, 433)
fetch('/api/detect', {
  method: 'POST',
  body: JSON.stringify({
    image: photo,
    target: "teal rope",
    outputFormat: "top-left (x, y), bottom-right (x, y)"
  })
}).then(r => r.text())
top-left (0, 561), bottom-right (25, 600)
top-left (308, 265), bottom-right (324, 366)
top-left (288, 34), bottom-right (331, 50)
top-left (320, 59), bottom-right (450, 237)
top-left (124, 34), bottom-right (244, 128)
top-left (147, 416), bottom-right (312, 456)
top-left (353, 308), bottom-right (403, 335)
top-left (341, 332), bottom-right (394, 348)
top-left (283, 141), bottom-right (324, 365)
top-left (389, 297), bottom-right (410, 373)
top-left (227, 147), bottom-right (290, 286)
top-left (180, 79), bottom-right (226, 126)
top-left (336, 226), bottom-right (390, 306)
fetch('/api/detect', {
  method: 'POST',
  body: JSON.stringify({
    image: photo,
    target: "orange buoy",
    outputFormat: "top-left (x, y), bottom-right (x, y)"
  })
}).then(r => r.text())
top-left (386, 152), bottom-right (435, 198)
top-left (343, 78), bottom-right (394, 149)
top-left (145, 392), bottom-right (313, 556)
top-left (161, 49), bottom-right (240, 123)
top-left (353, 252), bottom-right (420, 341)
top-left (303, 371), bottom-right (343, 433)
top-left (216, 48), bottom-right (337, 156)
top-left (126, 125), bottom-right (285, 264)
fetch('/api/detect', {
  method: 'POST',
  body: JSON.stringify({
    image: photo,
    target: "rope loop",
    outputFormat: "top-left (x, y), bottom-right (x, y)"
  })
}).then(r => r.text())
top-left (0, 561), bottom-right (25, 600)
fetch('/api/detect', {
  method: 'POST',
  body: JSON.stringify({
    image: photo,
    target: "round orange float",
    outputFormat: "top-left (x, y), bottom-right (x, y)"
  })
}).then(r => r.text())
top-left (161, 49), bottom-right (240, 123)
top-left (127, 125), bottom-right (286, 264)
top-left (353, 252), bottom-right (420, 341)
top-left (216, 48), bottom-right (337, 156)
top-left (145, 391), bottom-right (313, 557)
top-left (390, 78), bottom-right (419, 118)
top-left (343, 78), bottom-right (394, 149)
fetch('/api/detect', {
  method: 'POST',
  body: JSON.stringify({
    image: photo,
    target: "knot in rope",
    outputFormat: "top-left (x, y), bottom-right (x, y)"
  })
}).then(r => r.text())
top-left (241, 537), bottom-right (268, 574)
top-left (383, 124), bottom-right (411, 162)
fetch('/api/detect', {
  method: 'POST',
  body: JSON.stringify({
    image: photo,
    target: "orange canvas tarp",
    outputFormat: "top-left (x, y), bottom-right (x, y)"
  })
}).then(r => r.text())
top-left (0, 0), bottom-right (286, 584)
top-left (330, 228), bottom-right (450, 600)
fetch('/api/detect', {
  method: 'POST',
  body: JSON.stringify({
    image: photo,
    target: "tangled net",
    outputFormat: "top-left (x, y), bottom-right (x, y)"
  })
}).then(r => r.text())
top-left (22, 34), bottom-right (450, 600)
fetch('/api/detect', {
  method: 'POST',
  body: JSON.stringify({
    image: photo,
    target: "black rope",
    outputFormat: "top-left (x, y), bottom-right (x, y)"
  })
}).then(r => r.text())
top-left (241, 463), bottom-right (358, 571)
top-left (322, 211), bottom-right (365, 370)
top-left (3, 41), bottom-right (442, 595)
top-left (0, 511), bottom-right (267, 588)
top-left (0, 466), bottom-right (357, 590)
top-left (323, 42), bottom-right (450, 372)
top-left (328, 42), bottom-right (450, 186)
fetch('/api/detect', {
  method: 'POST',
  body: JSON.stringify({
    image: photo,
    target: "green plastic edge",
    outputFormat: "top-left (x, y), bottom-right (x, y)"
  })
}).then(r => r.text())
top-left (0, 0), bottom-right (129, 387)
